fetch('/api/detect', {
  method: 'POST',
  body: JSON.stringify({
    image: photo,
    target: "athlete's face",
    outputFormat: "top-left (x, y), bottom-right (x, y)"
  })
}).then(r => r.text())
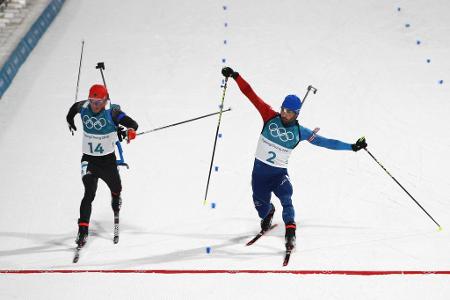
top-left (280, 108), bottom-right (298, 125)
top-left (89, 99), bottom-right (107, 113)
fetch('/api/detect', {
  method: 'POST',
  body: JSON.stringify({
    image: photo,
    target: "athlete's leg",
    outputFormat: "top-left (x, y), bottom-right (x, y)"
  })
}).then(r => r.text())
top-left (251, 171), bottom-right (273, 220)
top-left (273, 174), bottom-right (295, 224)
top-left (79, 161), bottom-right (99, 225)
top-left (98, 163), bottom-right (122, 214)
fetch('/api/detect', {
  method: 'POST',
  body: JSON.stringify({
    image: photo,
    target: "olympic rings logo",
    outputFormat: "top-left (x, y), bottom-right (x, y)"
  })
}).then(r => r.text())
top-left (83, 115), bottom-right (107, 130)
top-left (268, 123), bottom-right (294, 142)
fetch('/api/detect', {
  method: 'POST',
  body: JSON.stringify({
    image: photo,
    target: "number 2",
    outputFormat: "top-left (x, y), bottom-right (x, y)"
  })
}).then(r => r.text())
top-left (267, 151), bottom-right (276, 163)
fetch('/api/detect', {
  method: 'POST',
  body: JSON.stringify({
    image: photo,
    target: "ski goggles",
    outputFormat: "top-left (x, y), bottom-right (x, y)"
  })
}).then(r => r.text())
top-left (89, 98), bottom-right (107, 106)
top-left (280, 107), bottom-right (298, 115)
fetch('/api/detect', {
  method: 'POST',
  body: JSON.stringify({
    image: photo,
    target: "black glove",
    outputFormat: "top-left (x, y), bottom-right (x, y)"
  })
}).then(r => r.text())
top-left (351, 137), bottom-right (367, 152)
top-left (221, 67), bottom-right (238, 79)
top-left (117, 126), bottom-right (127, 142)
top-left (67, 120), bottom-right (77, 132)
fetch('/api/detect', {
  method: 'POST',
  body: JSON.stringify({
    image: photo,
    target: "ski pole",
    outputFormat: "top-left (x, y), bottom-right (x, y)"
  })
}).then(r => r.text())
top-left (137, 108), bottom-right (231, 137)
top-left (74, 40), bottom-right (85, 102)
top-left (301, 85), bottom-right (317, 106)
top-left (203, 77), bottom-right (229, 205)
top-left (364, 148), bottom-right (442, 230)
top-left (69, 40), bottom-right (85, 136)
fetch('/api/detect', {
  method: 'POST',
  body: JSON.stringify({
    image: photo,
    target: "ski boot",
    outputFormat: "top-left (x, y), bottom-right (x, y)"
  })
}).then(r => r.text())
top-left (260, 203), bottom-right (275, 232)
top-left (285, 222), bottom-right (296, 251)
top-left (75, 222), bottom-right (89, 248)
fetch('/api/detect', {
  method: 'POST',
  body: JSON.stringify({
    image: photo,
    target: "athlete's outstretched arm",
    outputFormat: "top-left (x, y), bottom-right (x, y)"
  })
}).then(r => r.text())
top-left (233, 73), bottom-right (277, 122)
top-left (300, 126), bottom-right (352, 151)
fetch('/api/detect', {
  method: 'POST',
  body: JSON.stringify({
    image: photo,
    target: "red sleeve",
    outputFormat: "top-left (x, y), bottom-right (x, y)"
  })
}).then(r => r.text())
top-left (235, 74), bottom-right (277, 122)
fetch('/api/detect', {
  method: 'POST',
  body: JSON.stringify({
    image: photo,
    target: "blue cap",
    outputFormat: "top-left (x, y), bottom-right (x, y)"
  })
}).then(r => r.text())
top-left (281, 95), bottom-right (302, 114)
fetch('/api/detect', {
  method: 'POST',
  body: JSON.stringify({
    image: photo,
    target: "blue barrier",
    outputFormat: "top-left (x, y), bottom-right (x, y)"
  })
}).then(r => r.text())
top-left (0, 0), bottom-right (66, 98)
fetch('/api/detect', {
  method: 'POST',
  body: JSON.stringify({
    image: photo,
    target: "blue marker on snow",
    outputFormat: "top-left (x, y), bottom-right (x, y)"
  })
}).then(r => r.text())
top-left (427, 59), bottom-right (431, 63)
top-left (206, 247), bottom-right (211, 254)
top-left (416, 40), bottom-right (421, 45)
top-left (211, 202), bottom-right (216, 209)
top-left (218, 133), bottom-right (222, 138)
top-left (215, 166), bottom-right (219, 172)
top-left (439, 80), bottom-right (444, 84)
top-left (405, 23), bottom-right (410, 28)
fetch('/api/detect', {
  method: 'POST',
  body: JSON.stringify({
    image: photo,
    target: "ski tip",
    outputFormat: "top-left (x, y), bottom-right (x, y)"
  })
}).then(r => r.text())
top-left (282, 249), bottom-right (292, 267)
top-left (73, 253), bottom-right (80, 263)
top-left (283, 254), bottom-right (291, 267)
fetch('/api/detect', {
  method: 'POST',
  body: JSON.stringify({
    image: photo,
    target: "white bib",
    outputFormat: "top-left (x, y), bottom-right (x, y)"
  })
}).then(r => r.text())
top-left (82, 132), bottom-right (117, 156)
top-left (255, 135), bottom-right (293, 168)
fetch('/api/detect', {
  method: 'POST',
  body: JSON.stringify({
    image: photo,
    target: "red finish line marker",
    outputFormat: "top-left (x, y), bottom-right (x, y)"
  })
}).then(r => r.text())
top-left (1, 270), bottom-right (450, 275)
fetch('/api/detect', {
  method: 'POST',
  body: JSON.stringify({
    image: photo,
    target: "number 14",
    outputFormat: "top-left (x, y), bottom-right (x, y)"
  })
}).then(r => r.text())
top-left (88, 142), bottom-right (104, 154)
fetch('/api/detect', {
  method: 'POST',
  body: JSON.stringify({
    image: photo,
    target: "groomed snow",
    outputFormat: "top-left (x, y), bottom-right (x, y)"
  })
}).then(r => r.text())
top-left (0, 0), bottom-right (449, 298)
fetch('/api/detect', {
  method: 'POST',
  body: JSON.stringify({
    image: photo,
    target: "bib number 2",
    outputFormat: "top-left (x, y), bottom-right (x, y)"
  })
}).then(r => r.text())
top-left (266, 151), bottom-right (276, 164)
top-left (88, 142), bottom-right (104, 154)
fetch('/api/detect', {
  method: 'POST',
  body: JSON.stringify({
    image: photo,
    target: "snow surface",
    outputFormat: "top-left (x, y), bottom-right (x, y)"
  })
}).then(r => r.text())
top-left (0, 0), bottom-right (450, 299)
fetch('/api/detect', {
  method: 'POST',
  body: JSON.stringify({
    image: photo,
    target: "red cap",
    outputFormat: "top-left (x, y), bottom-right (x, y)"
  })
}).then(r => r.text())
top-left (88, 84), bottom-right (108, 100)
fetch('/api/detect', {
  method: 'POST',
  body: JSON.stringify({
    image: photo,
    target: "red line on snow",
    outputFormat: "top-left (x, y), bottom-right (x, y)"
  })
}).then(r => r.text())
top-left (1, 270), bottom-right (450, 275)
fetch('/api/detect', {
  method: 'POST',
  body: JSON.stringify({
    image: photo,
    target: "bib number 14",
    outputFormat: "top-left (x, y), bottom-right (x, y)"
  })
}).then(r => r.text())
top-left (266, 151), bottom-right (276, 164)
top-left (88, 142), bottom-right (104, 154)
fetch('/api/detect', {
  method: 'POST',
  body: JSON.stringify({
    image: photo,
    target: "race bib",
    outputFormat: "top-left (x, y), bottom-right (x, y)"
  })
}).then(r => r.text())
top-left (82, 132), bottom-right (117, 156)
top-left (255, 135), bottom-right (293, 168)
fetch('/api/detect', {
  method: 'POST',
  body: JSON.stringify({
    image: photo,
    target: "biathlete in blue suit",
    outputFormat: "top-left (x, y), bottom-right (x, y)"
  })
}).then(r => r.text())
top-left (221, 67), bottom-right (367, 250)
